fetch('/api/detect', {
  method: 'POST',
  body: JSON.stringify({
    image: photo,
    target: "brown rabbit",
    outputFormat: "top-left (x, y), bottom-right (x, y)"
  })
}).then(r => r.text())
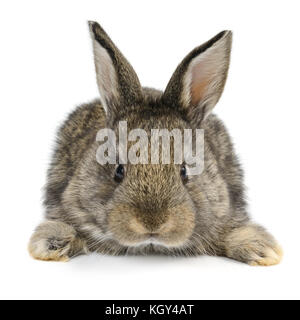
top-left (28, 21), bottom-right (282, 265)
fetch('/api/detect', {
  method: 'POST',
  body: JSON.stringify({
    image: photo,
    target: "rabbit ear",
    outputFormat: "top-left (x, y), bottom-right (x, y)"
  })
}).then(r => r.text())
top-left (88, 21), bottom-right (143, 119)
top-left (163, 31), bottom-right (232, 124)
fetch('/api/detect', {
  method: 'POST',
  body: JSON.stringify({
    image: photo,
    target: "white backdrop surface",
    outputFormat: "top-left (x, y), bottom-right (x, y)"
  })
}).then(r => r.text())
top-left (0, 0), bottom-right (299, 299)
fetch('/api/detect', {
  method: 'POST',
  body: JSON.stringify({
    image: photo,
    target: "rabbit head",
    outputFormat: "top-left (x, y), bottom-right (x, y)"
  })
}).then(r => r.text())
top-left (73, 22), bottom-right (232, 249)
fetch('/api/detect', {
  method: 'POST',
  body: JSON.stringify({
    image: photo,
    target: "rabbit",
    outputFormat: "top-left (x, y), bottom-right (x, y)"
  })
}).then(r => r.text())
top-left (28, 21), bottom-right (282, 266)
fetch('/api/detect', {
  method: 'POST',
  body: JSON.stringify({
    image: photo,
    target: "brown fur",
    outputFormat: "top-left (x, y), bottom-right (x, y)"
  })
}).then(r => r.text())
top-left (28, 22), bottom-right (282, 265)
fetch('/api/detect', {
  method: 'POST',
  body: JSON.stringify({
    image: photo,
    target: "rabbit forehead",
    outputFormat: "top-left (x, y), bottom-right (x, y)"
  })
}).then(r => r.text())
top-left (113, 109), bottom-right (189, 133)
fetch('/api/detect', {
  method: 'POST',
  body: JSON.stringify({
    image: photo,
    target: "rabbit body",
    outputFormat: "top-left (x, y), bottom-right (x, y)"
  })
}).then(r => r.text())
top-left (28, 22), bottom-right (282, 265)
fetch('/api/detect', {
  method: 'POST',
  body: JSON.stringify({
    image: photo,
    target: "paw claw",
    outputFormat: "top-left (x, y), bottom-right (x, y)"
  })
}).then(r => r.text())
top-left (248, 245), bottom-right (283, 266)
top-left (28, 221), bottom-right (78, 262)
top-left (28, 239), bottom-right (71, 262)
top-left (225, 224), bottom-right (283, 266)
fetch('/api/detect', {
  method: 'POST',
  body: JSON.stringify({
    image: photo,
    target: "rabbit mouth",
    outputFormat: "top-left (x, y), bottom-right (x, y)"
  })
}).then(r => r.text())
top-left (137, 232), bottom-right (184, 248)
top-left (107, 202), bottom-right (196, 249)
top-left (137, 233), bottom-right (188, 248)
top-left (111, 231), bottom-right (191, 249)
top-left (131, 236), bottom-right (165, 247)
top-left (108, 218), bottom-right (194, 248)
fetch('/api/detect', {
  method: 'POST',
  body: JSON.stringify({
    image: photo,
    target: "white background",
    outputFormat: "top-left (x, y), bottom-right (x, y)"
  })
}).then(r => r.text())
top-left (0, 0), bottom-right (299, 300)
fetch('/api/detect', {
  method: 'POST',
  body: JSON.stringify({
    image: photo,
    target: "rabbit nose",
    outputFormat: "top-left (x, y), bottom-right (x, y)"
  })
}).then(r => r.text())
top-left (145, 232), bottom-right (160, 238)
top-left (130, 215), bottom-right (171, 235)
top-left (150, 232), bottom-right (159, 237)
top-left (141, 216), bottom-right (168, 233)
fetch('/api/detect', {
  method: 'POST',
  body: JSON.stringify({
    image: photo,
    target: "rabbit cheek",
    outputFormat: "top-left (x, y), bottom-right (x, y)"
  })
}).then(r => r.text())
top-left (107, 204), bottom-right (146, 246)
top-left (158, 205), bottom-right (195, 247)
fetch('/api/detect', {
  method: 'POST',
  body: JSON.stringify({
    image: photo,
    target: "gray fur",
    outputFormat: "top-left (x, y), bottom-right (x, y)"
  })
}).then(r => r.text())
top-left (28, 22), bottom-right (282, 265)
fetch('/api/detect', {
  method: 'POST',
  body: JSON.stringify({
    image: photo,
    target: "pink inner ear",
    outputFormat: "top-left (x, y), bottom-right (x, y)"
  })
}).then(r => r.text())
top-left (190, 60), bottom-right (211, 106)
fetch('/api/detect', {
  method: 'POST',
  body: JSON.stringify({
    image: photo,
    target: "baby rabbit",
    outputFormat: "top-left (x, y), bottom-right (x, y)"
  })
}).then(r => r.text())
top-left (28, 21), bottom-right (282, 265)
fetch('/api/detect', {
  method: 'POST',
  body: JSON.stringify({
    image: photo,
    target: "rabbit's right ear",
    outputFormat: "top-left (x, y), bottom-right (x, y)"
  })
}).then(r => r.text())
top-left (88, 21), bottom-right (143, 120)
top-left (162, 31), bottom-right (232, 125)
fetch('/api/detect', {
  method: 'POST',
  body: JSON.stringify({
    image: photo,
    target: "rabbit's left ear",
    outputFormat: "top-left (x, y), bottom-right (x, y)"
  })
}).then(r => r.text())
top-left (163, 31), bottom-right (232, 124)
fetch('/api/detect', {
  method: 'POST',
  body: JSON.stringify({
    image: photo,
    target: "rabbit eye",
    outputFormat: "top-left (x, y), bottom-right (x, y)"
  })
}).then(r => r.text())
top-left (180, 165), bottom-right (188, 182)
top-left (114, 164), bottom-right (125, 183)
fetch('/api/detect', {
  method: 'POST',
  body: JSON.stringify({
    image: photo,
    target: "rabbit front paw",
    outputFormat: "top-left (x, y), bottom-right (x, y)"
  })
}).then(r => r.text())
top-left (28, 220), bottom-right (86, 262)
top-left (224, 223), bottom-right (283, 266)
